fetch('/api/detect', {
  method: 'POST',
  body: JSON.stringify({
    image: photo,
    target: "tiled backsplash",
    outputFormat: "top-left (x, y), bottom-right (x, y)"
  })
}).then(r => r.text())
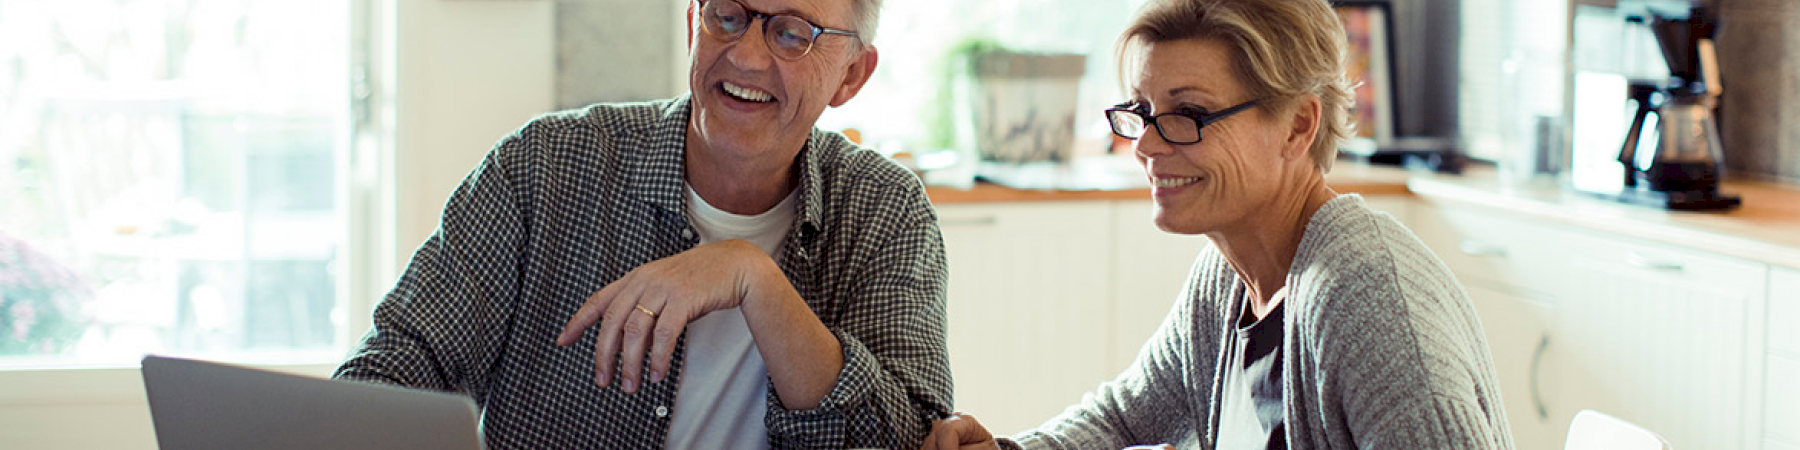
top-left (1716, 0), bottom-right (1800, 183)
top-left (554, 0), bottom-right (684, 109)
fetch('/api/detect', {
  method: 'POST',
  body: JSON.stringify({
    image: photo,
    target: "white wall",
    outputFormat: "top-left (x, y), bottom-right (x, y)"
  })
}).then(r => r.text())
top-left (0, 1), bottom-right (555, 448)
top-left (391, 0), bottom-right (556, 271)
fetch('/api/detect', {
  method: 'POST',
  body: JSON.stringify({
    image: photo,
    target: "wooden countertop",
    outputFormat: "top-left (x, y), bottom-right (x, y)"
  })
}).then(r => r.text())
top-left (1406, 168), bottom-right (1800, 271)
top-left (925, 161), bottom-right (1800, 270)
top-left (925, 162), bottom-right (1415, 204)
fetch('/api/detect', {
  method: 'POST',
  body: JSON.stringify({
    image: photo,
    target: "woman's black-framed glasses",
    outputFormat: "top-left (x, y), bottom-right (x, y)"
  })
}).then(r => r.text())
top-left (699, 0), bottom-right (861, 61)
top-left (1105, 99), bottom-right (1259, 145)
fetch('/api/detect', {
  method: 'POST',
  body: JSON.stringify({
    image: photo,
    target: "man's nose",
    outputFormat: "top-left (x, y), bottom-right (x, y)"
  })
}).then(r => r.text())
top-left (724, 20), bottom-right (776, 71)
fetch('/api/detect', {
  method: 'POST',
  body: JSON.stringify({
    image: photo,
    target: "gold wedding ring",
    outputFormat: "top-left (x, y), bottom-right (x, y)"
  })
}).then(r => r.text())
top-left (634, 304), bottom-right (657, 318)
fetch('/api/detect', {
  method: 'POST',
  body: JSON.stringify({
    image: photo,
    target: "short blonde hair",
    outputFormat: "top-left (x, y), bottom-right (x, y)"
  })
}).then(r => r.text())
top-left (1117, 0), bottom-right (1354, 172)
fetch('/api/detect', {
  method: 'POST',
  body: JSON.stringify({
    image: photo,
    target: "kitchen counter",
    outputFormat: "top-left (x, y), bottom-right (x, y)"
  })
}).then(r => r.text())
top-left (927, 161), bottom-right (1800, 270)
top-left (1406, 167), bottom-right (1800, 271)
top-left (925, 161), bottom-right (1415, 204)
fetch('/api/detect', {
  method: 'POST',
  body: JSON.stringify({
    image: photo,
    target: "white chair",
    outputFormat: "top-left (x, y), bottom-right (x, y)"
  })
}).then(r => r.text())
top-left (1563, 410), bottom-right (1672, 450)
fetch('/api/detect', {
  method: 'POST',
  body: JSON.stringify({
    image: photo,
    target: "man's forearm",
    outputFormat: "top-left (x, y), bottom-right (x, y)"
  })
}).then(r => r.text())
top-left (743, 256), bottom-right (843, 410)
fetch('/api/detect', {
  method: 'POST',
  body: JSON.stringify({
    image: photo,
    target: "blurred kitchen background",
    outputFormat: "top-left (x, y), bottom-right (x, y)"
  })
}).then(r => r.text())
top-left (2, 0), bottom-right (1797, 448)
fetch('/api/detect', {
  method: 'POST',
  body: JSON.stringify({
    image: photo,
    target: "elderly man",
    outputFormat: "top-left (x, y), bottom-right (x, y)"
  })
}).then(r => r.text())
top-left (333, 1), bottom-right (951, 449)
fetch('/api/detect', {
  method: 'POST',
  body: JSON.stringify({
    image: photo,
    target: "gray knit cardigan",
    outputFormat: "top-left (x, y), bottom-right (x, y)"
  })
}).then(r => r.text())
top-left (1000, 195), bottom-right (1514, 450)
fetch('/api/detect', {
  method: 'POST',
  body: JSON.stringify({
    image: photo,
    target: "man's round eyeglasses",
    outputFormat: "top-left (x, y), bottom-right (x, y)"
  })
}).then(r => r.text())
top-left (699, 0), bottom-right (861, 61)
top-left (1105, 99), bottom-right (1259, 145)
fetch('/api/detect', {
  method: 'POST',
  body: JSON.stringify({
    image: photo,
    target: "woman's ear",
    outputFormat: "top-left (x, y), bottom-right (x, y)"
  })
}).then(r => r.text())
top-left (1282, 95), bottom-right (1322, 161)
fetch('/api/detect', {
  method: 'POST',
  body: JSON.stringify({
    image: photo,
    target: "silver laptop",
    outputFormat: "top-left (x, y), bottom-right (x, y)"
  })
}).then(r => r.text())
top-left (141, 355), bottom-right (485, 450)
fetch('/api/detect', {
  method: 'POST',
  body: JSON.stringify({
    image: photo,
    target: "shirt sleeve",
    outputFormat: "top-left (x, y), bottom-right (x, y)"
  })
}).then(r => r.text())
top-left (763, 184), bottom-right (955, 450)
top-left (999, 259), bottom-right (1214, 450)
top-left (332, 142), bottom-right (529, 402)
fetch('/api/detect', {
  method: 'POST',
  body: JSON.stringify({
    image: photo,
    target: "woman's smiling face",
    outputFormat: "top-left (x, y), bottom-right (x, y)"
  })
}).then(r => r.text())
top-left (1128, 38), bottom-right (1289, 235)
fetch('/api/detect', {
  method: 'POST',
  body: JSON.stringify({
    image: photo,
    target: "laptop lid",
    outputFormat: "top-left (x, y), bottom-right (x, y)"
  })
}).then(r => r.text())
top-left (141, 355), bottom-right (484, 450)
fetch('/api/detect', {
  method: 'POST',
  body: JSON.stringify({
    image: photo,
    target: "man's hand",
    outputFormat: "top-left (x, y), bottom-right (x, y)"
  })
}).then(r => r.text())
top-left (923, 412), bottom-right (998, 450)
top-left (554, 239), bottom-right (775, 393)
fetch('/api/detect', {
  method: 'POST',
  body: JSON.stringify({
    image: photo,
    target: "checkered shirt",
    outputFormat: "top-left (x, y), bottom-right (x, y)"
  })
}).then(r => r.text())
top-left (334, 96), bottom-right (953, 450)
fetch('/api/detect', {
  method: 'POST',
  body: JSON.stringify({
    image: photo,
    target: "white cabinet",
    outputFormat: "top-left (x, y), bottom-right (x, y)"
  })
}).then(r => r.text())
top-left (1771, 267), bottom-right (1800, 357)
top-left (1414, 199), bottom-right (1775, 450)
top-left (937, 201), bottom-right (1115, 435)
top-left (938, 192), bottom-right (1786, 449)
top-left (940, 195), bottom-right (1420, 434)
top-left (1464, 284), bottom-right (1563, 450)
top-left (1108, 200), bottom-right (1210, 373)
top-left (1413, 201), bottom-right (1571, 447)
top-left (1544, 230), bottom-right (1767, 450)
top-left (1768, 355), bottom-right (1800, 447)
top-left (1769, 267), bottom-right (1800, 448)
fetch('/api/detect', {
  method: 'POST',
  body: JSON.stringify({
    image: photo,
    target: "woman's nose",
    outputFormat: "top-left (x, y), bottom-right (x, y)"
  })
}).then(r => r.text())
top-left (1133, 130), bottom-right (1177, 159)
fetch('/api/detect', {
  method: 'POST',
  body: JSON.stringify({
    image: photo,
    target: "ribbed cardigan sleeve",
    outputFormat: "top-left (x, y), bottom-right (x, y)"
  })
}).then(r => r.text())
top-left (1283, 195), bottom-right (1514, 449)
top-left (999, 253), bottom-right (1235, 450)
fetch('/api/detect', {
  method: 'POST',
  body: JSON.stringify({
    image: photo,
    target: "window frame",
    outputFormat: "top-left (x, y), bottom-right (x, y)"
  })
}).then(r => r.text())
top-left (0, 0), bottom-right (396, 401)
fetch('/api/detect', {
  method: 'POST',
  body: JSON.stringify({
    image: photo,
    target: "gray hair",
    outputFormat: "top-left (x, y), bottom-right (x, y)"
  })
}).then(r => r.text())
top-left (849, 0), bottom-right (882, 44)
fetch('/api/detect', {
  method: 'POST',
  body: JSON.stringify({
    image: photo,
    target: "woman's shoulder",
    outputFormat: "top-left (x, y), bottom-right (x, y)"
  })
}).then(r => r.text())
top-left (1289, 195), bottom-right (1467, 311)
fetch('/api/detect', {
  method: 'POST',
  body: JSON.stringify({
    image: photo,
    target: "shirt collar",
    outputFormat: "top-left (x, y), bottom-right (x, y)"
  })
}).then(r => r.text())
top-left (620, 95), bottom-right (824, 241)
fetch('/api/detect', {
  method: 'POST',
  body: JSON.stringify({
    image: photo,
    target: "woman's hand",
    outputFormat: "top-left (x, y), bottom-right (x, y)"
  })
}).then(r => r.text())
top-left (923, 412), bottom-right (998, 450)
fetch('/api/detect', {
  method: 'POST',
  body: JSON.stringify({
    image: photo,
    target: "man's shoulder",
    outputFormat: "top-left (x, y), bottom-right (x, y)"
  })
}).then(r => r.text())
top-left (579, 98), bottom-right (683, 129)
top-left (490, 98), bottom-right (684, 165)
top-left (807, 131), bottom-right (924, 196)
top-left (514, 98), bottom-right (679, 141)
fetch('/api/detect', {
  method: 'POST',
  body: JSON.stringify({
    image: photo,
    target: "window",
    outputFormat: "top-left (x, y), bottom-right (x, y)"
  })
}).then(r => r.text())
top-left (814, 0), bottom-right (1148, 156)
top-left (0, 0), bottom-right (359, 367)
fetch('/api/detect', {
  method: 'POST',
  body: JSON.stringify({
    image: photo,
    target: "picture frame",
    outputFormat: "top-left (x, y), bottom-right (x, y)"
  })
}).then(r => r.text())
top-left (1331, 1), bottom-right (1398, 153)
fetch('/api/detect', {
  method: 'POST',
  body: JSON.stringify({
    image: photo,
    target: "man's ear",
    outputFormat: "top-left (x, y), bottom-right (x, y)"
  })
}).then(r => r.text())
top-left (1282, 95), bottom-right (1322, 161)
top-left (828, 46), bottom-right (879, 107)
top-left (685, 2), bottom-right (696, 52)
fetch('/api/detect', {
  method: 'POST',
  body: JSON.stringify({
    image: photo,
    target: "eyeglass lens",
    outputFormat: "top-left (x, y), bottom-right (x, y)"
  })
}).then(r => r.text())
top-left (1155, 115), bottom-right (1200, 143)
top-left (1108, 109), bottom-right (1202, 144)
top-left (701, 0), bottom-right (820, 60)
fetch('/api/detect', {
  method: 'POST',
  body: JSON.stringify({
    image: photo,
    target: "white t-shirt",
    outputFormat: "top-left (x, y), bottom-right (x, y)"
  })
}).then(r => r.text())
top-left (663, 185), bottom-right (799, 450)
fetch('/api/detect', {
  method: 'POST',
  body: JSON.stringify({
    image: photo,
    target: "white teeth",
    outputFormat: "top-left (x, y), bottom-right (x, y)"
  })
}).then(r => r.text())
top-left (1153, 176), bottom-right (1203, 188)
top-left (722, 81), bottom-right (774, 103)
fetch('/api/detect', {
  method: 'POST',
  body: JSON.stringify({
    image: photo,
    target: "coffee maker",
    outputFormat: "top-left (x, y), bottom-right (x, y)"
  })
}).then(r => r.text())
top-left (1610, 7), bottom-right (1739, 210)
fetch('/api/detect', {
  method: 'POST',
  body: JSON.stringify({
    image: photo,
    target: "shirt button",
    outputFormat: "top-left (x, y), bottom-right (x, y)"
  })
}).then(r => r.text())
top-left (680, 228), bottom-right (694, 240)
top-left (654, 406), bottom-right (669, 417)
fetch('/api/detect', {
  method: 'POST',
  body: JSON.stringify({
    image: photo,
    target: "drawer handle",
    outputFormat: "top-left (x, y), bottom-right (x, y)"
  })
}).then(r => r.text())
top-left (1529, 334), bottom-right (1550, 420)
top-left (1625, 252), bottom-right (1685, 273)
top-left (939, 216), bottom-right (998, 227)
top-left (1458, 239), bottom-right (1508, 258)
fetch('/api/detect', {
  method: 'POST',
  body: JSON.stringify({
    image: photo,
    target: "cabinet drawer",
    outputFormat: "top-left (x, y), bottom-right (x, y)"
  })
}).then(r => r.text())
top-left (1769, 356), bottom-right (1800, 444)
top-left (1410, 202), bottom-right (1562, 296)
top-left (1541, 226), bottom-right (1767, 450)
top-left (1774, 268), bottom-right (1800, 357)
top-left (1551, 227), bottom-right (1768, 293)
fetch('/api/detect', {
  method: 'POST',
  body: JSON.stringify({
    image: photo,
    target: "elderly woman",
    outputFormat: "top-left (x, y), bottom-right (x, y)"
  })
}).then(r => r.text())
top-left (924, 0), bottom-right (1513, 448)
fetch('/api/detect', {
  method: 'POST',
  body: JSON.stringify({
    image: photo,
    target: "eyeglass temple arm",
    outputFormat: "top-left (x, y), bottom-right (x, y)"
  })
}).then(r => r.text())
top-left (1198, 100), bottom-right (1259, 126)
